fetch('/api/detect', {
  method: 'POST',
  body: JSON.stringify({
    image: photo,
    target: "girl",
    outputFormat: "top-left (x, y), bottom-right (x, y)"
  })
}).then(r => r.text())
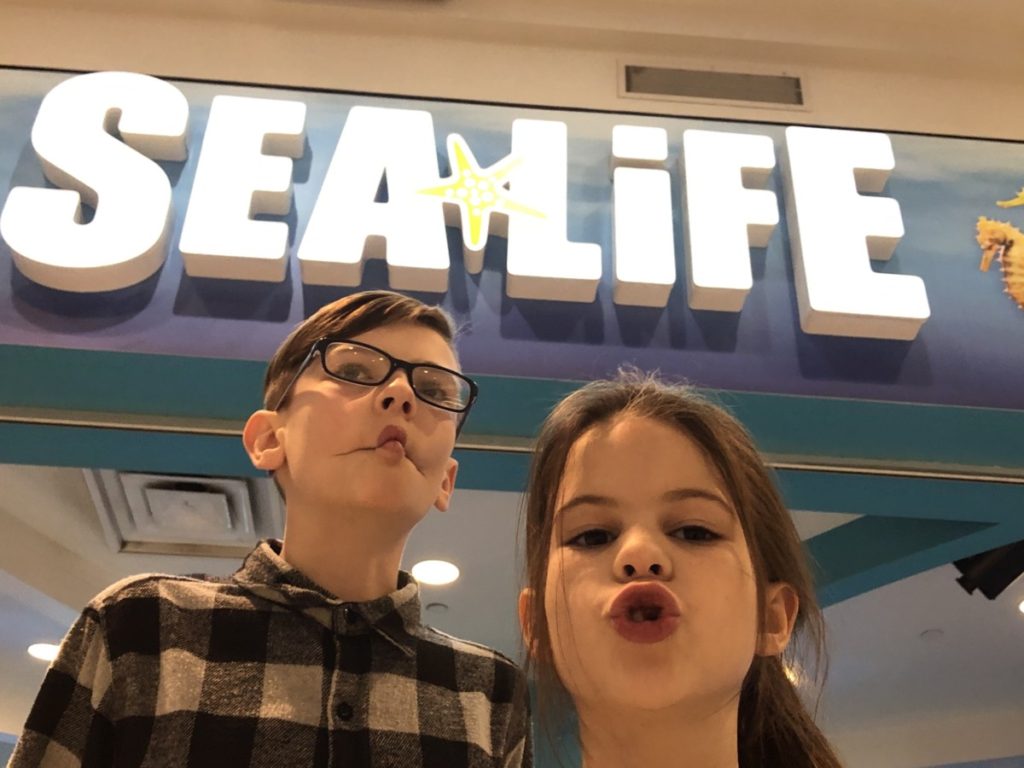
top-left (519, 372), bottom-right (842, 768)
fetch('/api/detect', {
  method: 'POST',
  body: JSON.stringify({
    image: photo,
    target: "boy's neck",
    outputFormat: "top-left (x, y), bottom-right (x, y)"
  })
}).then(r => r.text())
top-left (577, 699), bottom-right (740, 768)
top-left (279, 506), bottom-right (410, 603)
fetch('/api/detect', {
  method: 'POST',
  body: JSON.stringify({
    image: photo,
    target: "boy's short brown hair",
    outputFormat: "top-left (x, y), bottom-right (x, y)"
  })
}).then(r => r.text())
top-left (263, 290), bottom-right (457, 410)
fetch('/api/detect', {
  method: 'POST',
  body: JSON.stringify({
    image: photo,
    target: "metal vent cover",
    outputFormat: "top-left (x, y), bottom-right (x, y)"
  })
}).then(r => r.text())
top-left (86, 470), bottom-right (285, 557)
top-left (622, 64), bottom-right (805, 108)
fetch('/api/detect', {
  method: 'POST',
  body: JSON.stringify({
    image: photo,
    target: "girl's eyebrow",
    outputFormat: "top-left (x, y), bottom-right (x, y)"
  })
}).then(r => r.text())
top-left (662, 488), bottom-right (735, 516)
top-left (555, 494), bottom-right (618, 517)
top-left (557, 488), bottom-right (733, 517)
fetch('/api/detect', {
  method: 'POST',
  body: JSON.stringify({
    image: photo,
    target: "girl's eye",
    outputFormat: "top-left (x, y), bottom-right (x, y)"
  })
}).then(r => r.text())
top-left (566, 528), bottom-right (617, 548)
top-left (671, 525), bottom-right (721, 543)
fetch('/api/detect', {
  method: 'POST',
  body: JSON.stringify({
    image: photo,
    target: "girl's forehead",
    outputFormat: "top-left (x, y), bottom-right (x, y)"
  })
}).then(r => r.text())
top-left (555, 416), bottom-right (730, 510)
top-left (547, 422), bottom-right (753, 554)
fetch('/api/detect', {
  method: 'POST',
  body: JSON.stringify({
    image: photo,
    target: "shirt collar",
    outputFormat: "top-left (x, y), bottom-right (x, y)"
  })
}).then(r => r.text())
top-left (231, 539), bottom-right (420, 656)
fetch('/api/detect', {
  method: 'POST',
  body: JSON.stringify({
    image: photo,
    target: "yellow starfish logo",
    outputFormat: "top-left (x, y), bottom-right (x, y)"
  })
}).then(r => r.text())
top-left (996, 187), bottom-right (1024, 208)
top-left (418, 134), bottom-right (545, 252)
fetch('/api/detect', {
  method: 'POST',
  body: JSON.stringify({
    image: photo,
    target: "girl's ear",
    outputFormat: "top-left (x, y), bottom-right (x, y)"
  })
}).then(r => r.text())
top-left (758, 581), bottom-right (800, 656)
top-left (242, 410), bottom-right (286, 471)
top-left (518, 588), bottom-right (536, 656)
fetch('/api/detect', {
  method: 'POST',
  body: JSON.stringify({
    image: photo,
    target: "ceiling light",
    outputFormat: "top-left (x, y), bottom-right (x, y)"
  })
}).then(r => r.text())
top-left (28, 643), bottom-right (59, 662)
top-left (411, 560), bottom-right (460, 586)
top-left (1018, 599), bottom-right (1024, 615)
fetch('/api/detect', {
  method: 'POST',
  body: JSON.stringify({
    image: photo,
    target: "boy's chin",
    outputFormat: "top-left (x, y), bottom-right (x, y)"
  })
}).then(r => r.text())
top-left (283, 469), bottom-right (439, 526)
top-left (316, 487), bottom-right (433, 528)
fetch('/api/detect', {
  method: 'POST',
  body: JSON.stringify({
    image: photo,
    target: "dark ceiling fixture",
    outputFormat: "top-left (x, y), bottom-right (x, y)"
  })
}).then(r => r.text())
top-left (953, 539), bottom-right (1024, 600)
top-left (623, 65), bottom-right (804, 106)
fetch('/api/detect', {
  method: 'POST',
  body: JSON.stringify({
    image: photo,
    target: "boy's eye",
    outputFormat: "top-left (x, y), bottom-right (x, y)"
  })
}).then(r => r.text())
top-left (413, 369), bottom-right (466, 408)
top-left (566, 528), bottom-right (616, 548)
top-left (671, 525), bottom-right (721, 543)
top-left (337, 362), bottom-right (377, 382)
top-left (419, 383), bottom-right (454, 403)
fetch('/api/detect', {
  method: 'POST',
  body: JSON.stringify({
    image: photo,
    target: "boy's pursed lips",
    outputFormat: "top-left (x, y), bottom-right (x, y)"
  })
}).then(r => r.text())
top-left (332, 425), bottom-right (409, 456)
top-left (376, 425), bottom-right (408, 453)
top-left (331, 425), bottom-right (430, 475)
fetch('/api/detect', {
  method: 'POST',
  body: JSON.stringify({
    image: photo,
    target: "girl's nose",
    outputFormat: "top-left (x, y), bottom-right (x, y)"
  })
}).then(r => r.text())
top-left (614, 529), bottom-right (673, 580)
top-left (623, 562), bottom-right (664, 578)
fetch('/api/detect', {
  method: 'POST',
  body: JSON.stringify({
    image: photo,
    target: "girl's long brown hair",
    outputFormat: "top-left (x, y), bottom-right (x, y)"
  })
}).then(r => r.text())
top-left (522, 371), bottom-right (843, 768)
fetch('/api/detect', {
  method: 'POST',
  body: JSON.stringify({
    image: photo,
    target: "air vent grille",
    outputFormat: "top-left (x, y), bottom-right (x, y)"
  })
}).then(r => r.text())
top-left (624, 65), bottom-right (804, 106)
top-left (86, 470), bottom-right (285, 557)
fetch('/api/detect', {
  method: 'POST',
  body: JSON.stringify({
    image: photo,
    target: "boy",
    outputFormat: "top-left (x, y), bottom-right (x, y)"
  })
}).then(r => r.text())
top-left (11, 290), bottom-right (532, 767)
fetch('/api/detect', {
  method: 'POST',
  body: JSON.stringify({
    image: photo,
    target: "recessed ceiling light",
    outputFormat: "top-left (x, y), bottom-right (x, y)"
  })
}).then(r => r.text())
top-left (28, 643), bottom-right (59, 662)
top-left (1018, 599), bottom-right (1024, 615)
top-left (412, 560), bottom-right (460, 586)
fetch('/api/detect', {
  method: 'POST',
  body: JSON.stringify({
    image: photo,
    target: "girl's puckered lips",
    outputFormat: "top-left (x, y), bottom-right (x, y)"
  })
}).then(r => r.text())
top-left (608, 582), bottom-right (682, 645)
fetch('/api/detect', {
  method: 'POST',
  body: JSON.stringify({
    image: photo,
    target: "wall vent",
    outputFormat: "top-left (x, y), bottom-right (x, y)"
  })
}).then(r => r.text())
top-left (623, 64), bottom-right (804, 107)
top-left (86, 470), bottom-right (285, 558)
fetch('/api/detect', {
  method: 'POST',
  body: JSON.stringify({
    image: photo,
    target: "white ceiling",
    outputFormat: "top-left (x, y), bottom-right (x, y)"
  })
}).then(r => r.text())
top-left (2, 462), bottom-right (1022, 767)
top-left (9, 0), bottom-right (1023, 81)
top-left (824, 564), bottom-right (1024, 766)
top-left (5, 0), bottom-right (1024, 141)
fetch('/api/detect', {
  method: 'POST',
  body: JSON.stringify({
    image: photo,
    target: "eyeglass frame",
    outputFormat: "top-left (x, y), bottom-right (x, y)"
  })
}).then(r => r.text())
top-left (269, 336), bottom-right (480, 435)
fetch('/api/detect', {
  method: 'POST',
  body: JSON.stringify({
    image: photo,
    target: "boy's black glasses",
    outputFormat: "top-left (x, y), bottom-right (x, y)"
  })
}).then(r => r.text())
top-left (271, 337), bottom-right (479, 420)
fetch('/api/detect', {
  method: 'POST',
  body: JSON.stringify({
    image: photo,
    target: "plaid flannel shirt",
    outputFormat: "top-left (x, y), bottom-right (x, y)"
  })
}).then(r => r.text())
top-left (10, 539), bottom-right (532, 767)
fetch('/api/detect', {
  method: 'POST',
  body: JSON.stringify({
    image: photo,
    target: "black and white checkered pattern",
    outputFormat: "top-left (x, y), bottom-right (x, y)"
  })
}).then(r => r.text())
top-left (10, 540), bottom-right (531, 767)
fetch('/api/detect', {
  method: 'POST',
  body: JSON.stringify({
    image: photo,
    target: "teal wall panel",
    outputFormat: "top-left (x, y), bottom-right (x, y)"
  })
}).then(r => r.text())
top-left (4, 345), bottom-right (1024, 469)
top-left (0, 422), bottom-right (256, 476)
top-left (3, 345), bottom-right (1023, 607)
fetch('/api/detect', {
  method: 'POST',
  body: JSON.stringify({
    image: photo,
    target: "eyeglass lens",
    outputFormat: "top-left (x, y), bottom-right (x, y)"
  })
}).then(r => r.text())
top-left (322, 342), bottom-right (472, 411)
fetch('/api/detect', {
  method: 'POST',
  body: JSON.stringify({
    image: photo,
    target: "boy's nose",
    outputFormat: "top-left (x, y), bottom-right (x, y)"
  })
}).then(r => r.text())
top-left (378, 371), bottom-right (416, 415)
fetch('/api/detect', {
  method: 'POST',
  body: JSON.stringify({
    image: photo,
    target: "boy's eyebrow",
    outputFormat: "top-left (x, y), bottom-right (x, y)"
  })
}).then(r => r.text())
top-left (394, 352), bottom-right (461, 371)
top-left (557, 488), bottom-right (734, 517)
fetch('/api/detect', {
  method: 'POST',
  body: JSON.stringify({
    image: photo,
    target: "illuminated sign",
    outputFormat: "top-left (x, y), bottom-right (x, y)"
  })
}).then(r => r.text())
top-left (0, 71), bottom-right (931, 340)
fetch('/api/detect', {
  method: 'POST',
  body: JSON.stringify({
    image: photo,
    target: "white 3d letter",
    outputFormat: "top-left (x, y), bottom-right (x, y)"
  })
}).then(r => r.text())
top-left (683, 129), bottom-right (778, 312)
top-left (784, 126), bottom-right (930, 340)
top-left (0, 71), bottom-right (188, 292)
top-left (611, 126), bottom-right (674, 307)
top-left (297, 107), bottom-right (449, 293)
top-left (505, 119), bottom-right (602, 302)
top-left (178, 95), bottom-right (306, 282)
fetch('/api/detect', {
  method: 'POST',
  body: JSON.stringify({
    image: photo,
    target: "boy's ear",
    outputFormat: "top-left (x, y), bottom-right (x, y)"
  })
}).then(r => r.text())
top-left (242, 410), bottom-right (286, 471)
top-left (757, 581), bottom-right (799, 657)
top-left (432, 457), bottom-right (459, 512)
top-left (518, 588), bottom-right (535, 656)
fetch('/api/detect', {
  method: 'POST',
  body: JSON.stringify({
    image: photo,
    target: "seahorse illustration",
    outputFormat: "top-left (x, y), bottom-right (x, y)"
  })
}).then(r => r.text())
top-left (976, 216), bottom-right (1024, 309)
